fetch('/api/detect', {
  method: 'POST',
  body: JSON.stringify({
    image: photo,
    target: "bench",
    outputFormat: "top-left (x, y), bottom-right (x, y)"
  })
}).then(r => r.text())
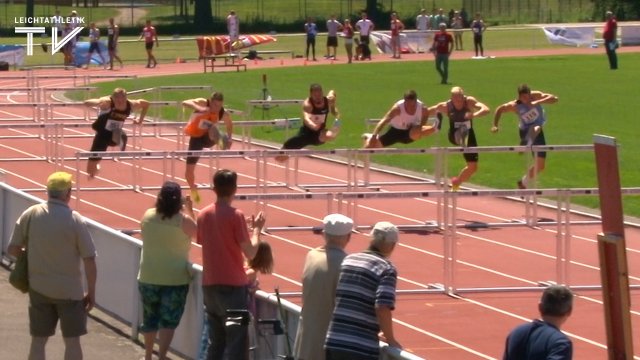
top-left (203, 54), bottom-right (247, 73)
top-left (240, 49), bottom-right (295, 59)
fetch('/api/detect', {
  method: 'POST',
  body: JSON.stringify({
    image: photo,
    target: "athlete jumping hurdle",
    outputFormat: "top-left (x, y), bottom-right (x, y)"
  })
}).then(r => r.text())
top-left (84, 88), bottom-right (150, 179)
top-left (363, 90), bottom-right (439, 148)
top-left (492, 84), bottom-right (558, 189)
top-left (429, 86), bottom-right (490, 191)
top-left (182, 91), bottom-right (233, 203)
top-left (276, 83), bottom-right (341, 162)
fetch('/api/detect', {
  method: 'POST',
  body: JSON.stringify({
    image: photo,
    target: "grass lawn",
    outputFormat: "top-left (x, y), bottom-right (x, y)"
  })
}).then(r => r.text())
top-left (72, 51), bottom-right (640, 217)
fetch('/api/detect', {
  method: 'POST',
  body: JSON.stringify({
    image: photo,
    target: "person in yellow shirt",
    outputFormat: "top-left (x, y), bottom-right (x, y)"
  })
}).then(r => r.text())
top-left (182, 92), bottom-right (233, 203)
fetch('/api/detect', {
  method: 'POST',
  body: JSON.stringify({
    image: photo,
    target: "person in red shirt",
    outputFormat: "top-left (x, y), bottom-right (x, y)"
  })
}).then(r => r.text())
top-left (390, 12), bottom-right (405, 59)
top-left (431, 23), bottom-right (454, 84)
top-left (139, 20), bottom-right (158, 68)
top-left (603, 10), bottom-right (618, 70)
top-left (197, 169), bottom-right (265, 359)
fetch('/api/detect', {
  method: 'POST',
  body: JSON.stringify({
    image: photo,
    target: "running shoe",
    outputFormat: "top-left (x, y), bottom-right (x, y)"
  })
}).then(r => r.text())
top-left (218, 134), bottom-right (231, 150)
top-left (517, 180), bottom-right (527, 190)
top-left (119, 133), bottom-right (128, 152)
top-left (190, 189), bottom-right (201, 204)
top-left (454, 125), bottom-right (468, 147)
top-left (451, 177), bottom-right (460, 192)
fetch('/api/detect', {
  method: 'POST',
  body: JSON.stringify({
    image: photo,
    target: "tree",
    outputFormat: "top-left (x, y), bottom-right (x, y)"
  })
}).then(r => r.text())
top-left (194, 0), bottom-right (213, 31)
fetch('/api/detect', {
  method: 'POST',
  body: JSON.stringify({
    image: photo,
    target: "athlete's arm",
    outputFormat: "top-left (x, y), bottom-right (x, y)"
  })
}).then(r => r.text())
top-left (467, 97), bottom-right (490, 119)
top-left (531, 91), bottom-right (558, 105)
top-left (419, 105), bottom-right (431, 126)
top-left (327, 90), bottom-right (340, 118)
top-left (372, 105), bottom-right (399, 138)
top-left (130, 99), bottom-right (150, 124)
top-left (492, 101), bottom-right (516, 132)
top-left (84, 96), bottom-right (112, 111)
top-left (427, 101), bottom-right (448, 117)
top-left (181, 98), bottom-right (209, 113)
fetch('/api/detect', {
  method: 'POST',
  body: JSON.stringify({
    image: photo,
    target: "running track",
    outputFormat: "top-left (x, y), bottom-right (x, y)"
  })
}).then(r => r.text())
top-left (1, 48), bottom-right (639, 359)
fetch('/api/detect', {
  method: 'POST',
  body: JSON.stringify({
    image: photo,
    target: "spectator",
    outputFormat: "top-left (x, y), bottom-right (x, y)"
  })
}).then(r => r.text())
top-left (325, 221), bottom-right (402, 359)
top-left (139, 20), bottom-right (159, 68)
top-left (603, 10), bottom-right (618, 70)
top-left (85, 22), bottom-right (106, 69)
top-left (107, 17), bottom-right (124, 70)
top-left (7, 171), bottom-right (97, 360)
top-left (390, 12), bottom-right (405, 59)
top-left (432, 23), bottom-right (454, 84)
top-left (503, 285), bottom-right (574, 359)
top-left (432, 8), bottom-right (448, 30)
top-left (227, 10), bottom-right (240, 45)
top-left (415, 9), bottom-right (432, 52)
top-left (452, 12), bottom-right (464, 50)
top-left (197, 169), bottom-right (266, 359)
top-left (355, 12), bottom-right (374, 60)
top-left (198, 241), bottom-right (273, 360)
top-left (138, 181), bottom-right (196, 360)
top-left (471, 13), bottom-right (487, 57)
top-left (293, 213), bottom-right (353, 360)
top-left (460, 7), bottom-right (470, 27)
top-left (61, 22), bottom-right (76, 66)
top-left (52, 9), bottom-right (63, 37)
top-left (342, 19), bottom-right (355, 63)
top-left (325, 14), bottom-right (343, 60)
top-left (304, 17), bottom-right (318, 61)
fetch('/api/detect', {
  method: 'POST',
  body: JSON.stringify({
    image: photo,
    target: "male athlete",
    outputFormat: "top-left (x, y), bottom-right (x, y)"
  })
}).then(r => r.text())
top-left (429, 86), bottom-right (490, 190)
top-left (492, 84), bottom-right (558, 189)
top-left (84, 88), bottom-right (150, 179)
top-left (182, 92), bottom-right (233, 202)
top-left (276, 83), bottom-right (340, 162)
top-left (363, 90), bottom-right (439, 148)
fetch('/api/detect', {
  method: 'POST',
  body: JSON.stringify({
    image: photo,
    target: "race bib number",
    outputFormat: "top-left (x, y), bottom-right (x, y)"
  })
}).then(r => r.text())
top-left (198, 120), bottom-right (213, 130)
top-left (454, 120), bottom-right (471, 128)
top-left (105, 119), bottom-right (124, 131)
top-left (520, 108), bottom-right (541, 124)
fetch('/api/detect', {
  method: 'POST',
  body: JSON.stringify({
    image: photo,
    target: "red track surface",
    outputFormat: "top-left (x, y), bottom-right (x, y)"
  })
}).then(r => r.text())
top-left (2, 47), bottom-right (640, 359)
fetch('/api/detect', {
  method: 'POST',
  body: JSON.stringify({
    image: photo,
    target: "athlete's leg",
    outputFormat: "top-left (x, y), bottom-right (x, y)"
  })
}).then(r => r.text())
top-left (62, 336), bottom-right (82, 360)
top-left (409, 124), bottom-right (438, 141)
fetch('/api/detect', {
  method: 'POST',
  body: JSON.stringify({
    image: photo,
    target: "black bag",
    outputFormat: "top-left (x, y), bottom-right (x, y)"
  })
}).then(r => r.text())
top-left (0, 61), bottom-right (9, 71)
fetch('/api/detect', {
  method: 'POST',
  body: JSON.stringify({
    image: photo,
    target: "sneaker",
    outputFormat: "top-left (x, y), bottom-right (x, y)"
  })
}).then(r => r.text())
top-left (454, 125), bottom-right (468, 147)
top-left (451, 177), bottom-right (460, 191)
top-left (218, 134), bottom-right (231, 150)
top-left (190, 189), bottom-right (201, 204)
top-left (517, 180), bottom-right (527, 190)
top-left (120, 133), bottom-right (128, 152)
top-left (332, 119), bottom-right (341, 129)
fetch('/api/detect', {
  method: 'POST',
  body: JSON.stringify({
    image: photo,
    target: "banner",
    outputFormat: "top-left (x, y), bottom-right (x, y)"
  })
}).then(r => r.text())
top-left (369, 31), bottom-right (435, 54)
top-left (0, 45), bottom-right (26, 66)
top-left (621, 25), bottom-right (640, 46)
top-left (542, 26), bottom-right (595, 47)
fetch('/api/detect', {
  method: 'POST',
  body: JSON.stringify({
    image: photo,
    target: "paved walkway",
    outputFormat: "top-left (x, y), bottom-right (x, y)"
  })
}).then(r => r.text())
top-left (0, 266), bottom-right (154, 359)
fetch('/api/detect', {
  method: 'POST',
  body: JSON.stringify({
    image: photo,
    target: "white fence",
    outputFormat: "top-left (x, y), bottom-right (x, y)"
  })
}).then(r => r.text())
top-left (0, 180), bottom-right (422, 360)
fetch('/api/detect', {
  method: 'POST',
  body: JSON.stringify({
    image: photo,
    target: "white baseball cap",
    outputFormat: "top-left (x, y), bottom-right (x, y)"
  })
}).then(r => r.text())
top-left (323, 214), bottom-right (354, 236)
top-left (370, 221), bottom-right (399, 243)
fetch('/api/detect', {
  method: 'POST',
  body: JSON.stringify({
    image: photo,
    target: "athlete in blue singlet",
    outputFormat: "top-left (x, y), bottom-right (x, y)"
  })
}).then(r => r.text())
top-left (492, 84), bottom-right (558, 189)
top-left (430, 87), bottom-right (490, 191)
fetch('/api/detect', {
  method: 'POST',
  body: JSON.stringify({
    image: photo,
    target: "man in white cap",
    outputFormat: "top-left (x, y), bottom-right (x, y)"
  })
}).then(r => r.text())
top-left (7, 171), bottom-right (97, 360)
top-left (293, 213), bottom-right (353, 360)
top-left (325, 221), bottom-right (402, 359)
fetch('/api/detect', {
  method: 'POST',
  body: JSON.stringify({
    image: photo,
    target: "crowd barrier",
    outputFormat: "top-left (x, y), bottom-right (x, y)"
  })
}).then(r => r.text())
top-left (0, 181), bottom-right (423, 360)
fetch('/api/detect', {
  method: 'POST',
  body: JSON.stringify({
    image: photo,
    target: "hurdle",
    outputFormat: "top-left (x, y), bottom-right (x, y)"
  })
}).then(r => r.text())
top-left (234, 192), bottom-right (335, 226)
top-left (0, 87), bottom-right (38, 102)
top-left (39, 86), bottom-right (97, 103)
top-left (0, 123), bottom-right (56, 161)
top-left (0, 102), bottom-right (47, 122)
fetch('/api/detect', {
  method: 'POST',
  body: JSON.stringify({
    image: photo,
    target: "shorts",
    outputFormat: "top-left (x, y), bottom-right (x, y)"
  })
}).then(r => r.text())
top-left (145, 42), bottom-right (154, 50)
top-left (88, 42), bottom-right (100, 53)
top-left (282, 124), bottom-right (325, 149)
top-left (108, 41), bottom-right (117, 52)
top-left (379, 126), bottom-right (413, 147)
top-left (186, 134), bottom-right (216, 164)
top-left (448, 127), bottom-right (479, 162)
top-left (519, 128), bottom-right (547, 158)
top-left (29, 289), bottom-right (87, 338)
top-left (327, 36), bottom-right (338, 47)
top-left (138, 282), bottom-right (189, 332)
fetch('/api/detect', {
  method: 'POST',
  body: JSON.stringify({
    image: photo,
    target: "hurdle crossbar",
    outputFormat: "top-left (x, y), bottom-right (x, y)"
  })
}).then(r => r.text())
top-left (247, 99), bottom-right (305, 106)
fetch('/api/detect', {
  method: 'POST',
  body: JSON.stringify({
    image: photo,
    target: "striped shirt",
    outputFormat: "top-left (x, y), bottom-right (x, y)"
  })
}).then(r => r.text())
top-left (325, 250), bottom-right (397, 358)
